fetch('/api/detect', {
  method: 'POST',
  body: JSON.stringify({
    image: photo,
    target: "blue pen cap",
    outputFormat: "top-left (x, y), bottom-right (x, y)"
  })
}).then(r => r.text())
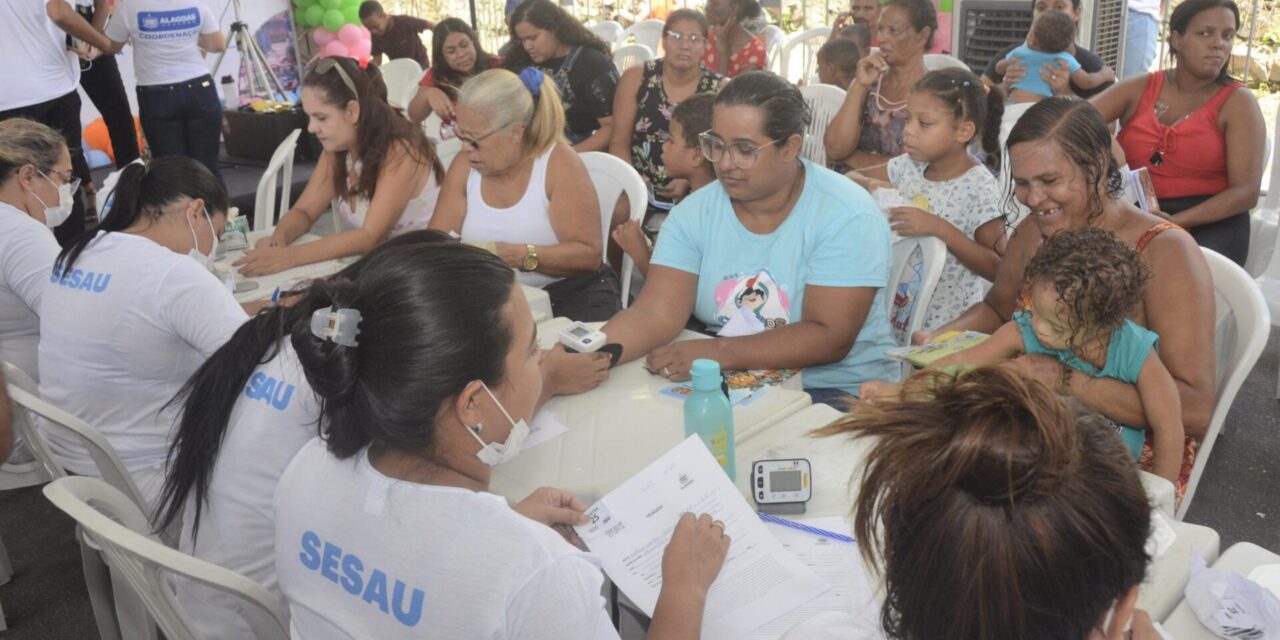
top-left (690, 359), bottom-right (722, 391)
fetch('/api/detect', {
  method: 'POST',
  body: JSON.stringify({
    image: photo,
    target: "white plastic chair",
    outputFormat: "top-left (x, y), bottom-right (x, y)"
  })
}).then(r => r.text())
top-left (621, 19), bottom-right (665, 53)
top-left (590, 20), bottom-right (623, 49)
top-left (252, 129), bottom-right (302, 233)
top-left (779, 27), bottom-right (832, 84)
top-left (0, 362), bottom-right (51, 632)
top-left (923, 53), bottom-right (969, 71)
top-left (1176, 249), bottom-right (1271, 519)
top-left (613, 43), bottom-right (655, 73)
top-left (380, 58), bottom-right (424, 111)
top-left (763, 24), bottom-right (786, 74)
top-left (798, 84), bottom-right (847, 167)
top-left (579, 152), bottom-right (646, 307)
top-left (44, 477), bottom-right (290, 640)
top-left (886, 236), bottom-right (947, 349)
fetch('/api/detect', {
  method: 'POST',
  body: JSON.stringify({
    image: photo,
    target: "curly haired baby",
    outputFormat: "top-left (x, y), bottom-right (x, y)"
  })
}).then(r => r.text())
top-left (935, 227), bottom-right (1184, 483)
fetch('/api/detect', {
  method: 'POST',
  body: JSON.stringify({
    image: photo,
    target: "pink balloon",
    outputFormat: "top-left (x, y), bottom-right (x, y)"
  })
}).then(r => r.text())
top-left (312, 28), bottom-right (336, 46)
top-left (322, 40), bottom-right (350, 58)
top-left (360, 26), bottom-right (371, 39)
top-left (350, 38), bottom-right (372, 60)
top-left (338, 23), bottom-right (363, 46)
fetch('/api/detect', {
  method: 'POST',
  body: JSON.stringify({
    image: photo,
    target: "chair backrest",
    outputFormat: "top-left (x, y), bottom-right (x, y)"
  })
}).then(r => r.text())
top-left (923, 53), bottom-right (969, 71)
top-left (0, 362), bottom-right (51, 491)
top-left (436, 137), bottom-right (463, 172)
top-left (1244, 107), bottom-right (1280, 278)
top-left (779, 27), bottom-right (832, 84)
top-left (763, 24), bottom-right (786, 73)
top-left (590, 20), bottom-right (623, 49)
top-left (886, 236), bottom-right (947, 347)
top-left (613, 43), bottom-right (655, 73)
top-left (44, 477), bottom-right (290, 640)
top-left (579, 152), bottom-right (646, 307)
top-left (798, 83), bottom-right (846, 167)
top-left (3, 379), bottom-right (147, 510)
top-left (1177, 249), bottom-right (1271, 518)
top-left (621, 19), bottom-right (665, 53)
top-left (380, 59), bottom-right (424, 110)
top-left (252, 128), bottom-right (302, 233)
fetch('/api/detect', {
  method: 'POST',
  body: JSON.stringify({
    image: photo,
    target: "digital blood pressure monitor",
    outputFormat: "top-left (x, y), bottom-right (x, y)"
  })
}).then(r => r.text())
top-left (558, 321), bottom-right (607, 353)
top-left (752, 459), bottom-right (812, 515)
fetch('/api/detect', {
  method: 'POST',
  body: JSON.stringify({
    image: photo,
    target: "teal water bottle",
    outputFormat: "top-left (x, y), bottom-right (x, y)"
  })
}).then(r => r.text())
top-left (684, 359), bottom-right (736, 479)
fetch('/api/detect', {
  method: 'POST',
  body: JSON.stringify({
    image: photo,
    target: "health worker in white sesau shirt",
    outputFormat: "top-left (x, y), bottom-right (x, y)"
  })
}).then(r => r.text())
top-left (272, 239), bottom-right (730, 640)
top-left (37, 157), bottom-right (247, 507)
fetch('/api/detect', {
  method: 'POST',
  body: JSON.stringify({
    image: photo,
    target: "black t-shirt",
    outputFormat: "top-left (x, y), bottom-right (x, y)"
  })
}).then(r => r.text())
top-left (371, 15), bottom-right (431, 68)
top-left (983, 42), bottom-right (1113, 99)
top-left (537, 47), bottom-right (618, 143)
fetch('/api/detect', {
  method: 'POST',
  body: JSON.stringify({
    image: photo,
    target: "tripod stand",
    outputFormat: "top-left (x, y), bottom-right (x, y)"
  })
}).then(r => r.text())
top-left (211, 0), bottom-right (289, 104)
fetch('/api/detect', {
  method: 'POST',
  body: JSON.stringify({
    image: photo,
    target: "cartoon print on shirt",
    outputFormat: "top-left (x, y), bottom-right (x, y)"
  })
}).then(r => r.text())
top-left (714, 270), bottom-right (791, 334)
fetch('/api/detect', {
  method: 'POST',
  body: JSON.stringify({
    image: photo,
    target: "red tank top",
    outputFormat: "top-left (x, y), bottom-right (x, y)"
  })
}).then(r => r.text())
top-left (1116, 70), bottom-right (1242, 199)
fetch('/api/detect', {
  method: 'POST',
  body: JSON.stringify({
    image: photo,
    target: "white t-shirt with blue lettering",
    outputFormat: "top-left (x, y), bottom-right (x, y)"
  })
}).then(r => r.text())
top-left (37, 232), bottom-right (247, 505)
top-left (274, 438), bottom-right (619, 640)
top-left (650, 160), bottom-right (899, 393)
top-left (175, 343), bottom-right (319, 640)
top-left (0, 202), bottom-right (59, 381)
top-left (105, 0), bottom-right (218, 86)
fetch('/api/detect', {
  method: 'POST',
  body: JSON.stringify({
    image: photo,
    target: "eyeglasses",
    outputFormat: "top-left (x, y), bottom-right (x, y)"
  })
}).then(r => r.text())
top-left (698, 131), bottom-right (784, 169)
top-left (449, 123), bottom-right (506, 149)
top-left (664, 31), bottom-right (707, 46)
top-left (305, 57), bottom-right (359, 98)
top-left (40, 168), bottom-right (80, 193)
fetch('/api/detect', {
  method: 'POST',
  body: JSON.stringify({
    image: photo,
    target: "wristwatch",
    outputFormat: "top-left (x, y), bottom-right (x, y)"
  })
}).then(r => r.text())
top-left (520, 244), bottom-right (539, 272)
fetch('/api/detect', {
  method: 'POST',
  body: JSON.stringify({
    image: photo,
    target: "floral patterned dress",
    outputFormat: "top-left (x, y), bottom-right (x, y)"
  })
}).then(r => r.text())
top-left (703, 29), bottom-right (767, 78)
top-left (630, 60), bottom-right (723, 196)
top-left (858, 78), bottom-right (909, 157)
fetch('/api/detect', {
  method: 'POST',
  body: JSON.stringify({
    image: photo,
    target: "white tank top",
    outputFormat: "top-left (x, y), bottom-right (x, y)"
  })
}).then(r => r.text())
top-left (335, 156), bottom-right (439, 237)
top-left (461, 147), bottom-right (562, 288)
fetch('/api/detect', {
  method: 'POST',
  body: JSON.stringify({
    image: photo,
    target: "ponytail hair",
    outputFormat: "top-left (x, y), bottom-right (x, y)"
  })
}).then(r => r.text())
top-left (458, 68), bottom-right (566, 158)
top-left (910, 67), bottom-right (1004, 161)
top-left (814, 366), bottom-right (1150, 640)
top-left (153, 230), bottom-right (473, 536)
top-left (56, 157), bottom-right (227, 276)
top-left (303, 56), bottom-right (443, 201)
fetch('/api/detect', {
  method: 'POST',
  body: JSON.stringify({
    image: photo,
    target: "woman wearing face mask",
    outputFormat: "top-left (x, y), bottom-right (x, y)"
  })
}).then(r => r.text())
top-left (408, 19), bottom-right (502, 127)
top-left (273, 239), bottom-right (729, 639)
top-left (0, 119), bottom-right (70, 385)
top-left (37, 157), bottom-right (248, 507)
top-left (504, 0), bottom-right (618, 152)
top-left (235, 56), bottom-right (444, 277)
top-left (800, 366), bottom-right (1164, 639)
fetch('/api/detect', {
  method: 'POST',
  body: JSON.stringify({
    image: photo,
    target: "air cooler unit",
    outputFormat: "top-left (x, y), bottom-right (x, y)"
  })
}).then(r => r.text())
top-left (951, 0), bottom-right (1126, 76)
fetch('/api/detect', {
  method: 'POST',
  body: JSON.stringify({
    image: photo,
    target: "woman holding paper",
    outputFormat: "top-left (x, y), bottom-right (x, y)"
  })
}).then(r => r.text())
top-left (272, 239), bottom-right (729, 639)
top-left (601, 72), bottom-right (898, 405)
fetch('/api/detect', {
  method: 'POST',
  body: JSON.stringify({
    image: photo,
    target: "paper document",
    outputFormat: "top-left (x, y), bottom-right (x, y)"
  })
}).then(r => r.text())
top-left (521, 409), bottom-right (568, 452)
top-left (575, 436), bottom-right (829, 640)
top-left (749, 516), bottom-right (880, 639)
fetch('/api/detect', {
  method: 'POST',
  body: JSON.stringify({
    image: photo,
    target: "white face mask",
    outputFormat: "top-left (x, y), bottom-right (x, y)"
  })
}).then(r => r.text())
top-left (464, 382), bottom-right (531, 467)
top-left (187, 207), bottom-right (219, 273)
top-left (34, 171), bottom-right (75, 229)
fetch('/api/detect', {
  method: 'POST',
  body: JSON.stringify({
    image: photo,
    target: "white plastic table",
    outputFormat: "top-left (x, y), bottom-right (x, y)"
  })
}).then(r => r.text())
top-left (218, 230), bottom-right (553, 321)
top-left (731, 403), bottom-right (1222, 625)
top-left (1161, 542), bottom-right (1280, 634)
top-left (488, 319), bottom-right (813, 504)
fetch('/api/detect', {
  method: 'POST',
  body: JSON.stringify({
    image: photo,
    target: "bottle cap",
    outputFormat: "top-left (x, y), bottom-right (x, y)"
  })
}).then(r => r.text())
top-left (690, 359), bottom-right (722, 391)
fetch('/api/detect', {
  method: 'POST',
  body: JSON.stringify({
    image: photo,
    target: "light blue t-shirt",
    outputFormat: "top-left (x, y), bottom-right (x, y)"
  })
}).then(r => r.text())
top-left (1005, 45), bottom-right (1081, 98)
top-left (651, 160), bottom-right (898, 393)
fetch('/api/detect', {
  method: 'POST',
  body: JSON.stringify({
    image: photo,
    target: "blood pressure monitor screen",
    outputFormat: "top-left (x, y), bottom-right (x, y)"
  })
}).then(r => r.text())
top-left (770, 470), bottom-right (802, 492)
top-left (568, 326), bottom-right (590, 337)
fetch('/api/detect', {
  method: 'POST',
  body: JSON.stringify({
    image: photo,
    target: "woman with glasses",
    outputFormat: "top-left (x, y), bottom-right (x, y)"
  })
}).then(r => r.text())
top-left (703, 0), bottom-right (767, 77)
top-left (0, 119), bottom-right (67, 388)
top-left (98, 0), bottom-right (227, 184)
top-left (407, 18), bottom-right (503, 127)
top-left (235, 56), bottom-right (445, 277)
top-left (431, 68), bottom-right (621, 323)
top-left (600, 72), bottom-right (898, 406)
top-left (824, 0), bottom-right (935, 180)
top-left (610, 9), bottom-right (724, 210)
top-left (504, 0), bottom-right (619, 152)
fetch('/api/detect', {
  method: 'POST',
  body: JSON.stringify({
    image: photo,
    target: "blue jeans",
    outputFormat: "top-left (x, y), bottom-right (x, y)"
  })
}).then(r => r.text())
top-left (1124, 10), bottom-right (1160, 79)
top-left (136, 75), bottom-right (223, 184)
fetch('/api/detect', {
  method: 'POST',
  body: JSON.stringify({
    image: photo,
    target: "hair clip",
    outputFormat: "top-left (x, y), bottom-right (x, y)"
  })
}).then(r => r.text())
top-left (310, 306), bottom-right (362, 347)
top-left (518, 67), bottom-right (543, 98)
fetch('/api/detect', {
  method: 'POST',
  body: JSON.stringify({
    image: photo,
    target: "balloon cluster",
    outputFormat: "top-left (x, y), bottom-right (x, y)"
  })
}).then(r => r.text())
top-left (295, 0), bottom-right (374, 65)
